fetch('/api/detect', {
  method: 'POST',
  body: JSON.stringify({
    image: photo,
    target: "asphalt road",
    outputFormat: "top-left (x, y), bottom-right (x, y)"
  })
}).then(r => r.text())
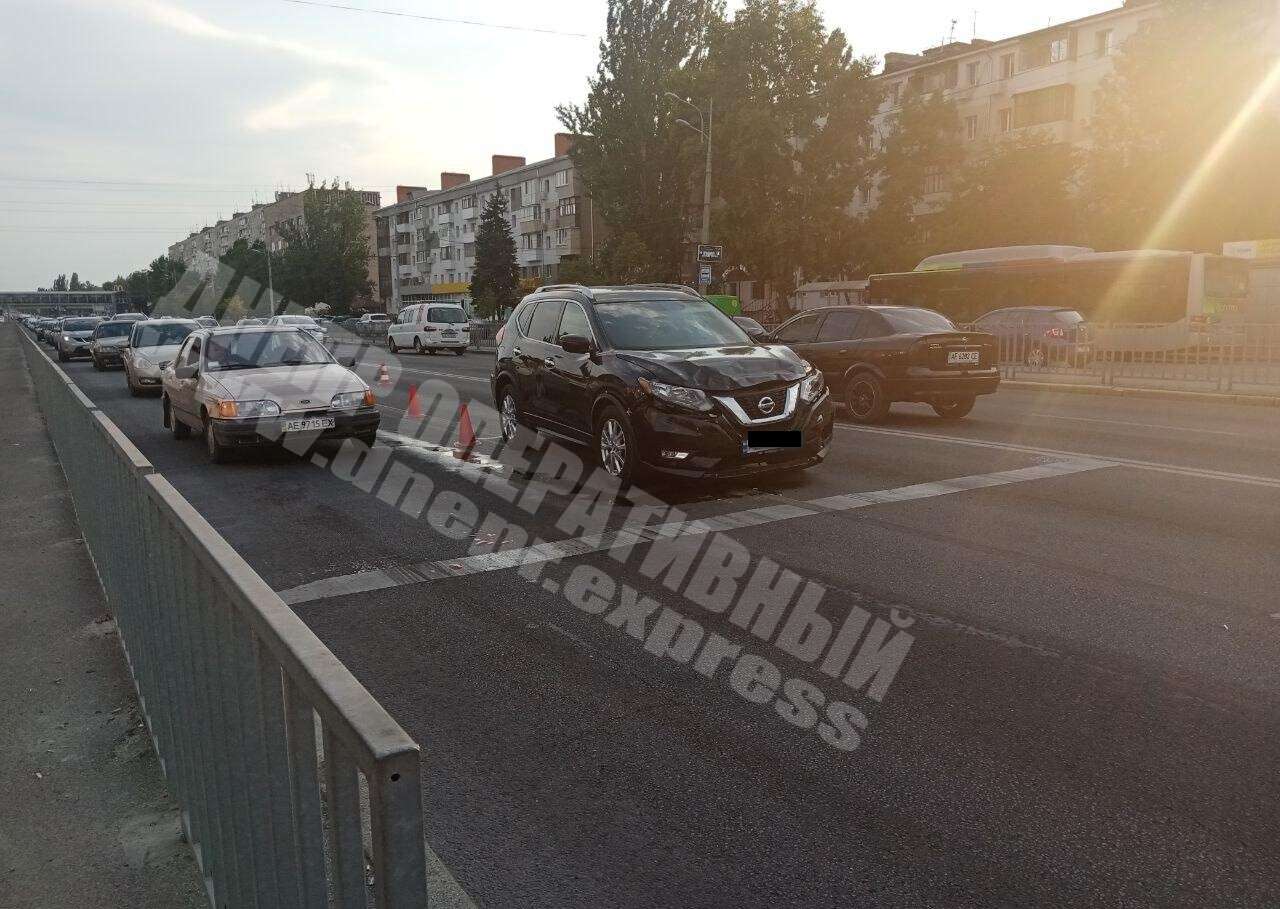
top-left (46, 340), bottom-right (1280, 907)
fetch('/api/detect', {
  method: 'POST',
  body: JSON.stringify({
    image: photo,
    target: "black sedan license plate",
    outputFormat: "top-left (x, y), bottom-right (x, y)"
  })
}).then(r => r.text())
top-left (746, 430), bottom-right (801, 451)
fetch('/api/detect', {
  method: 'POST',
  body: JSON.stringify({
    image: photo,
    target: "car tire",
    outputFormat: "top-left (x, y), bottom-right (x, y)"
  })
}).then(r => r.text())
top-left (57, 349), bottom-right (68, 363)
top-left (92, 357), bottom-right (102, 371)
top-left (387, 336), bottom-right (398, 353)
top-left (357, 431), bottom-right (377, 448)
top-left (413, 337), bottom-right (423, 354)
top-left (126, 370), bottom-right (142, 397)
top-left (454, 348), bottom-right (466, 356)
top-left (595, 403), bottom-right (637, 485)
top-left (166, 398), bottom-right (192, 438)
top-left (203, 416), bottom-right (229, 464)
top-left (498, 384), bottom-right (522, 442)
top-left (931, 396), bottom-right (976, 420)
top-left (844, 373), bottom-right (890, 424)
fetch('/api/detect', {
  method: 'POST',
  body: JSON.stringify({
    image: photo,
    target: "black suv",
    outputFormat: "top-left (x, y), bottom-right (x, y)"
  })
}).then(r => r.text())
top-left (491, 285), bottom-right (832, 482)
top-left (769, 305), bottom-right (999, 423)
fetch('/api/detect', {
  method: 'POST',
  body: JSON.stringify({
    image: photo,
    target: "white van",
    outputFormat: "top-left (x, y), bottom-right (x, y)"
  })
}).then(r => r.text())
top-left (387, 303), bottom-right (470, 355)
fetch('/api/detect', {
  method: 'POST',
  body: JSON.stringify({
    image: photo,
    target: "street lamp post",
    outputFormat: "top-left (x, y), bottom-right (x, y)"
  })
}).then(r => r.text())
top-left (667, 92), bottom-right (714, 293)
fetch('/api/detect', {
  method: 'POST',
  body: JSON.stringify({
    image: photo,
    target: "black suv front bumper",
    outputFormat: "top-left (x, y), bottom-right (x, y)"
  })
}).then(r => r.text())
top-left (633, 390), bottom-right (833, 479)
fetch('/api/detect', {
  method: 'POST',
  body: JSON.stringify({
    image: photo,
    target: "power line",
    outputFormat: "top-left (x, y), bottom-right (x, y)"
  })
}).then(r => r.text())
top-left (279, 0), bottom-right (590, 38)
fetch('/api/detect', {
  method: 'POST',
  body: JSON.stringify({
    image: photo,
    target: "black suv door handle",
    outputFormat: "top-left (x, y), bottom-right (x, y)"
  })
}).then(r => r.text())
top-left (513, 346), bottom-right (522, 356)
top-left (543, 357), bottom-right (555, 368)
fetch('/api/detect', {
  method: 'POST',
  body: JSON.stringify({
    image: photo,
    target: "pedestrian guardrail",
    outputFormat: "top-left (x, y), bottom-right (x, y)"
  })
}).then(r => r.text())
top-left (18, 328), bottom-right (429, 908)
top-left (957, 320), bottom-right (1280, 395)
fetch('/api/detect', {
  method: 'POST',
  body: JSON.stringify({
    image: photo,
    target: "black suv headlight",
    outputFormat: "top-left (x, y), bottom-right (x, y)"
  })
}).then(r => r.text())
top-left (638, 377), bottom-right (713, 412)
top-left (800, 369), bottom-right (825, 403)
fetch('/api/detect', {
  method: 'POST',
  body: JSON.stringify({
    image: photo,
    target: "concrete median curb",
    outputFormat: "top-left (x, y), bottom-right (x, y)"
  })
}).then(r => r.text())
top-left (1002, 379), bottom-right (1280, 408)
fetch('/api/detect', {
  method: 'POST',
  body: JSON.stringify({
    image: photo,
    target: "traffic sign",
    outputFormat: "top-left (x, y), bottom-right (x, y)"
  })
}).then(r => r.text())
top-left (697, 244), bottom-right (724, 263)
top-left (698, 264), bottom-right (713, 284)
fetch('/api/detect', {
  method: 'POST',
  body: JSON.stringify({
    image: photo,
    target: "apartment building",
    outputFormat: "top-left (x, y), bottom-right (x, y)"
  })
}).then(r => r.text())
top-left (374, 133), bottom-right (599, 313)
top-left (854, 0), bottom-right (1170, 216)
top-left (166, 186), bottom-right (382, 305)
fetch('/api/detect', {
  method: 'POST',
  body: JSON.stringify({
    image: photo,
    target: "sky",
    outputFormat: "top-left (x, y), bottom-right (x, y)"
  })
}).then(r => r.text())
top-left (0, 0), bottom-right (1117, 289)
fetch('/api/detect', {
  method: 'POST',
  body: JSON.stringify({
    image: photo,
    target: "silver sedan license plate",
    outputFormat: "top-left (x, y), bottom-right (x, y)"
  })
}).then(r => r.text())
top-left (284, 417), bottom-right (335, 432)
top-left (947, 350), bottom-right (980, 365)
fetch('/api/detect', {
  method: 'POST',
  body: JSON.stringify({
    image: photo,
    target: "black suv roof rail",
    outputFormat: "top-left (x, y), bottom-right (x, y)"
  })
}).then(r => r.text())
top-left (622, 283), bottom-right (703, 297)
top-left (531, 284), bottom-right (594, 300)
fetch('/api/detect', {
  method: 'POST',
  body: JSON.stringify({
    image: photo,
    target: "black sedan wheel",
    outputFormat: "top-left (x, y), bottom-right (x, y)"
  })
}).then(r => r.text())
top-left (932, 396), bottom-right (976, 420)
top-left (844, 374), bottom-right (890, 424)
top-left (204, 417), bottom-right (229, 463)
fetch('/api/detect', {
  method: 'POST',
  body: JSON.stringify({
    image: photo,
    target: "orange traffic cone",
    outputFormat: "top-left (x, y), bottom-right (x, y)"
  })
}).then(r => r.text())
top-left (453, 403), bottom-right (476, 460)
top-left (407, 384), bottom-right (422, 418)
top-left (377, 363), bottom-right (391, 387)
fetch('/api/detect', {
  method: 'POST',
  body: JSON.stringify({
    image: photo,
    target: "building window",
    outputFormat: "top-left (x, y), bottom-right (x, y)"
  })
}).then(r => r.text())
top-left (1096, 29), bottom-right (1114, 57)
top-left (858, 185), bottom-right (870, 206)
top-left (923, 167), bottom-right (944, 195)
top-left (556, 228), bottom-right (569, 246)
top-left (1012, 84), bottom-right (1075, 128)
top-left (998, 108), bottom-right (1012, 133)
top-left (554, 170), bottom-right (570, 187)
top-left (1000, 53), bottom-right (1015, 79)
top-left (888, 81), bottom-right (902, 106)
top-left (1049, 37), bottom-right (1070, 63)
top-left (966, 61), bottom-right (980, 86)
top-left (965, 115), bottom-right (979, 141)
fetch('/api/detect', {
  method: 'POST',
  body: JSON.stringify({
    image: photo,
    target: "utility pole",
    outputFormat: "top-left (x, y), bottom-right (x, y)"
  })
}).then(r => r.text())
top-left (667, 92), bottom-right (715, 293)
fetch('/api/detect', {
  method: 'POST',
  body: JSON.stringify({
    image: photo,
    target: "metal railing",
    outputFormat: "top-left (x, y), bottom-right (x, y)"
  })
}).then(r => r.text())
top-left (19, 328), bottom-right (429, 909)
top-left (955, 321), bottom-right (1280, 395)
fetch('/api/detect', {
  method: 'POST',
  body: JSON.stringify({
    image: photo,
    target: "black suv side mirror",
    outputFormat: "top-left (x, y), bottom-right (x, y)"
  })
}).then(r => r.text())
top-left (173, 364), bottom-right (197, 379)
top-left (561, 334), bottom-right (592, 354)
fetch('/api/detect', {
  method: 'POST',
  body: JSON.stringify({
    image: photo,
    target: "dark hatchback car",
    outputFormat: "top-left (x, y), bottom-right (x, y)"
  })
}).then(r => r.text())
top-left (972, 306), bottom-right (1091, 367)
top-left (768, 305), bottom-right (999, 423)
top-left (491, 285), bottom-right (833, 483)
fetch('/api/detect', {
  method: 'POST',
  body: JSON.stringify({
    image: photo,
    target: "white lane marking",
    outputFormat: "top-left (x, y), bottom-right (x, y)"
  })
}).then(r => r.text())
top-left (836, 422), bottom-right (1280, 489)
top-left (363, 364), bottom-right (490, 385)
top-left (376, 429), bottom-right (503, 473)
top-left (279, 459), bottom-right (1110, 605)
top-left (1027, 412), bottom-right (1245, 438)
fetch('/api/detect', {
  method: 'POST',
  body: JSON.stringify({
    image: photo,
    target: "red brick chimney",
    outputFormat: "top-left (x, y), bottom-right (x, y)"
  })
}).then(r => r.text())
top-left (492, 155), bottom-right (526, 176)
top-left (396, 185), bottom-right (430, 203)
top-left (554, 133), bottom-right (575, 158)
top-left (440, 172), bottom-right (471, 190)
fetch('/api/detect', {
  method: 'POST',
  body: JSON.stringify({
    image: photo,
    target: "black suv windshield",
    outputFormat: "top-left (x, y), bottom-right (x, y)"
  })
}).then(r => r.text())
top-left (132, 323), bottom-right (195, 347)
top-left (593, 299), bottom-right (750, 350)
top-left (204, 331), bottom-right (333, 370)
top-left (879, 308), bottom-right (955, 333)
top-left (63, 319), bottom-right (100, 332)
top-left (94, 322), bottom-right (132, 339)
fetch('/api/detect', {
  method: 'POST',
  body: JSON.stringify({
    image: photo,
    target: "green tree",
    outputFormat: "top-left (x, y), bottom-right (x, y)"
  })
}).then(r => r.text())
top-left (1082, 0), bottom-right (1280, 251)
top-left (469, 190), bottom-right (521, 318)
top-left (51, 274), bottom-right (68, 291)
top-left (932, 131), bottom-right (1079, 253)
top-left (699, 0), bottom-right (877, 316)
top-left (858, 89), bottom-right (960, 274)
top-left (69, 272), bottom-right (82, 291)
top-left (276, 184), bottom-right (372, 315)
top-left (557, 0), bottom-right (715, 283)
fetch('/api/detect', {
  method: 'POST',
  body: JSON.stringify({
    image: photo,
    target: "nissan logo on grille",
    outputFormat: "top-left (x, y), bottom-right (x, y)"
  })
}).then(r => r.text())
top-left (757, 395), bottom-right (775, 414)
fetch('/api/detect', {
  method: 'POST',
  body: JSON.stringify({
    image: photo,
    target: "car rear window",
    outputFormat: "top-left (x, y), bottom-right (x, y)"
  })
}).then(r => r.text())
top-left (427, 307), bottom-right (467, 324)
top-left (132, 323), bottom-right (196, 347)
top-left (878, 308), bottom-right (955, 333)
top-left (94, 322), bottom-right (132, 338)
top-left (1051, 310), bottom-right (1085, 323)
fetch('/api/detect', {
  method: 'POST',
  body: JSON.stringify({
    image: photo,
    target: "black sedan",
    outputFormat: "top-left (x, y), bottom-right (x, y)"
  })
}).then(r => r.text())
top-left (491, 285), bottom-right (833, 483)
top-left (769, 305), bottom-right (999, 423)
